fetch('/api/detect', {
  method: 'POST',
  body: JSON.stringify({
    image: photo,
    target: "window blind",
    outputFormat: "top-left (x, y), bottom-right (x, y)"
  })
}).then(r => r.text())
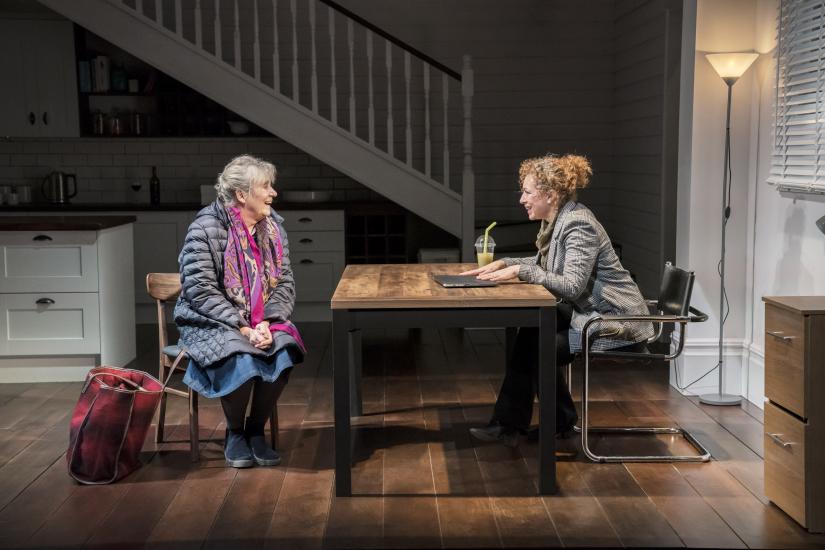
top-left (770, 0), bottom-right (825, 193)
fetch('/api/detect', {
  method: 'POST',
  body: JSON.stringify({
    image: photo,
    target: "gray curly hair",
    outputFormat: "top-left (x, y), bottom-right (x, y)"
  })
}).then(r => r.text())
top-left (214, 154), bottom-right (277, 204)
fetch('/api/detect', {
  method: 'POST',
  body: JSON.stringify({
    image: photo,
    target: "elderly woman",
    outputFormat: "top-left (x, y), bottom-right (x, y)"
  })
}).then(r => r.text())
top-left (463, 153), bottom-right (653, 447)
top-left (175, 154), bottom-right (304, 468)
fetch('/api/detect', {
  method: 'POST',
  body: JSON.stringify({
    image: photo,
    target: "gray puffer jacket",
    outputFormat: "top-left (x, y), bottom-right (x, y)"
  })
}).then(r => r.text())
top-left (174, 201), bottom-right (302, 367)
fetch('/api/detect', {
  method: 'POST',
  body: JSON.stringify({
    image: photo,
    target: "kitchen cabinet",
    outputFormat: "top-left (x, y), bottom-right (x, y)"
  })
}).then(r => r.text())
top-left (281, 210), bottom-right (345, 322)
top-left (763, 296), bottom-right (825, 533)
top-left (0, 218), bottom-right (135, 382)
top-left (0, 19), bottom-right (79, 137)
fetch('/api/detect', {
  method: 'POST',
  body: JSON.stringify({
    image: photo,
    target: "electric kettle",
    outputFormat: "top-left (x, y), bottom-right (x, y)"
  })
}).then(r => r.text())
top-left (41, 171), bottom-right (78, 204)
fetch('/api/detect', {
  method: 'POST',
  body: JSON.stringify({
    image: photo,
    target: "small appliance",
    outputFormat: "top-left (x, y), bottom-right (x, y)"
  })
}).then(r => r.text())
top-left (41, 171), bottom-right (78, 204)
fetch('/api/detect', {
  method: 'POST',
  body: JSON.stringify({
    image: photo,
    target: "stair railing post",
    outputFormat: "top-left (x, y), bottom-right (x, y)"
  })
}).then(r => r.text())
top-left (214, 0), bottom-right (222, 61)
top-left (272, 0), bottom-right (280, 93)
top-left (404, 51), bottom-right (412, 166)
top-left (348, 20), bottom-right (356, 133)
top-left (424, 61), bottom-right (431, 178)
top-left (136, 0), bottom-right (143, 16)
top-left (328, 6), bottom-right (337, 125)
top-left (386, 39), bottom-right (393, 157)
top-left (233, 0), bottom-right (241, 69)
top-left (442, 73), bottom-right (449, 189)
top-left (175, 0), bottom-right (182, 37)
top-left (366, 30), bottom-right (374, 145)
top-left (290, 0), bottom-right (299, 100)
top-left (309, 0), bottom-right (318, 113)
top-left (254, 0), bottom-right (261, 80)
top-left (156, 0), bottom-right (163, 27)
top-left (461, 55), bottom-right (475, 262)
top-left (195, 0), bottom-right (202, 48)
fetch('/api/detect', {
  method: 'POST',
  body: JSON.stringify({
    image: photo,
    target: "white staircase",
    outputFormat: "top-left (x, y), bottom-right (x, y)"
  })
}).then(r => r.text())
top-left (40, 0), bottom-right (475, 257)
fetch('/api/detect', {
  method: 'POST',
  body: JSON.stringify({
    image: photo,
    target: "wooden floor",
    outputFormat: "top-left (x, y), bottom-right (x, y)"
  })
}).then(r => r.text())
top-left (1, 323), bottom-right (823, 549)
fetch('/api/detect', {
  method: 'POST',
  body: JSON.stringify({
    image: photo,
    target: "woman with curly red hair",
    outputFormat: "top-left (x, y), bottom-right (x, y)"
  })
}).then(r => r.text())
top-left (463, 153), bottom-right (653, 446)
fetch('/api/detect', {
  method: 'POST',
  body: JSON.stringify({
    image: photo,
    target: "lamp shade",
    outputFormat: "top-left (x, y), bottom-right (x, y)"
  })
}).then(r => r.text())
top-left (705, 52), bottom-right (759, 80)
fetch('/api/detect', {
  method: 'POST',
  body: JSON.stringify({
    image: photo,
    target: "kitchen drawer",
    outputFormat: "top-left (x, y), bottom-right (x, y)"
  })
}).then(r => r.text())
top-left (765, 401), bottom-right (807, 527)
top-left (0, 231), bottom-right (99, 293)
top-left (292, 252), bottom-right (344, 302)
top-left (0, 292), bottom-right (100, 355)
top-left (279, 210), bottom-right (344, 232)
top-left (765, 303), bottom-right (806, 418)
top-left (288, 231), bottom-right (344, 253)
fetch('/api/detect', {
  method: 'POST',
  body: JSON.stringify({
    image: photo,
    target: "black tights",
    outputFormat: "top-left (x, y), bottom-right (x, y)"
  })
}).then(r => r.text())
top-left (220, 371), bottom-right (290, 432)
top-left (492, 303), bottom-right (577, 433)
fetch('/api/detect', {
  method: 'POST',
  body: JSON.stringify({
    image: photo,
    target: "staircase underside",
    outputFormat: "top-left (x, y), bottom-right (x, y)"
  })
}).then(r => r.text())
top-left (41, 0), bottom-right (462, 238)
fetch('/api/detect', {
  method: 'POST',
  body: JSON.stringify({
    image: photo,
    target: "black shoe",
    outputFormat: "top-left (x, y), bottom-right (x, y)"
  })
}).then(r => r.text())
top-left (525, 414), bottom-right (579, 442)
top-left (224, 429), bottom-right (254, 468)
top-left (245, 418), bottom-right (282, 467)
top-left (469, 422), bottom-right (519, 448)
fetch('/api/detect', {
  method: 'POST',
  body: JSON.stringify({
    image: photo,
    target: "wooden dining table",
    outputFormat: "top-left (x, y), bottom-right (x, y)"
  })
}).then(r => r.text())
top-left (330, 263), bottom-right (558, 496)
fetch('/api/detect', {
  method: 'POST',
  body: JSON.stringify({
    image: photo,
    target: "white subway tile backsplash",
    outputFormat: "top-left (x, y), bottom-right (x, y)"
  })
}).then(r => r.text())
top-left (0, 154), bottom-right (9, 166)
top-left (11, 155), bottom-right (37, 166)
top-left (48, 142), bottom-right (76, 154)
top-left (87, 154), bottom-right (114, 166)
top-left (163, 154), bottom-right (189, 167)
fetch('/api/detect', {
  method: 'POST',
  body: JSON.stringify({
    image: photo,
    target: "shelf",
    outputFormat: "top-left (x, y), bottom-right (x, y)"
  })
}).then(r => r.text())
top-left (82, 92), bottom-right (151, 97)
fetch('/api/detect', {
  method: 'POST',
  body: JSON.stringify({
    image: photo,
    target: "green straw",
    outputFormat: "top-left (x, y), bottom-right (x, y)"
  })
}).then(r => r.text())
top-left (483, 221), bottom-right (497, 254)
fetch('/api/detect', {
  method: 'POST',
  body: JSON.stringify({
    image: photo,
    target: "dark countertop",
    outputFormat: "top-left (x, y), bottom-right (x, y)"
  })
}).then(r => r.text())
top-left (0, 201), bottom-right (351, 212)
top-left (0, 216), bottom-right (137, 231)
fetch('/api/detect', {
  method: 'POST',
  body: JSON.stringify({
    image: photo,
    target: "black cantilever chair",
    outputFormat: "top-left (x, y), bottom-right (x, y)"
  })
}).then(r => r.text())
top-left (576, 262), bottom-right (711, 463)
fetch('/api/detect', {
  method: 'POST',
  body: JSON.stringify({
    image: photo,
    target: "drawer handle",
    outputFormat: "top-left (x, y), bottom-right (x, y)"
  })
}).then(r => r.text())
top-left (299, 259), bottom-right (314, 264)
top-left (767, 432), bottom-right (795, 448)
top-left (767, 330), bottom-right (797, 341)
top-left (33, 234), bottom-right (53, 242)
top-left (299, 238), bottom-right (313, 244)
top-left (298, 217), bottom-right (313, 223)
top-left (35, 298), bottom-right (55, 305)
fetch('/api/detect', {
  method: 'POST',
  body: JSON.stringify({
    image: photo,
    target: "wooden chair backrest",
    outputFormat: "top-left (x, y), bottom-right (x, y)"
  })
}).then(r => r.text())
top-left (146, 273), bottom-right (181, 302)
top-left (146, 273), bottom-right (182, 354)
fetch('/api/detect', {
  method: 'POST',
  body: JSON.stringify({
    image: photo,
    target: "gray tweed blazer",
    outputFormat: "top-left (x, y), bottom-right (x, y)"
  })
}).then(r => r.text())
top-left (503, 201), bottom-right (654, 352)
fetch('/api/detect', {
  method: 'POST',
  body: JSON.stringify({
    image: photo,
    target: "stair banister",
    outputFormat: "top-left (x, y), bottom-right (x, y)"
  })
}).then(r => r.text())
top-left (461, 55), bottom-right (475, 261)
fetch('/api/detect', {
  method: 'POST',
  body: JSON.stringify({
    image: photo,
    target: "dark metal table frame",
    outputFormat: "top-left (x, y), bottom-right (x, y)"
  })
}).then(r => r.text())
top-left (332, 306), bottom-right (557, 496)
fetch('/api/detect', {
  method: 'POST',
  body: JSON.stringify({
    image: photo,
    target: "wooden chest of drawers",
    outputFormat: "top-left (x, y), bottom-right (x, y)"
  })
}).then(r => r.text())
top-left (763, 296), bottom-right (825, 533)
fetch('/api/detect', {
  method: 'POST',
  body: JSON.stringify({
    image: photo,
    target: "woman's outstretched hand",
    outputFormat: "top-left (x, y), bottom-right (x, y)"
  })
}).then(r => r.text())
top-left (459, 259), bottom-right (506, 277)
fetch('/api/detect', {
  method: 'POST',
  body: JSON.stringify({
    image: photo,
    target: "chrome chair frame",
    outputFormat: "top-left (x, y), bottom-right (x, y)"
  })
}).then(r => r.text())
top-left (578, 306), bottom-right (711, 462)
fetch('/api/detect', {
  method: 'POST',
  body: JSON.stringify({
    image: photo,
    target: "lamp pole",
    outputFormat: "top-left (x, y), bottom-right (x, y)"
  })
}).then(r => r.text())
top-left (699, 77), bottom-right (742, 406)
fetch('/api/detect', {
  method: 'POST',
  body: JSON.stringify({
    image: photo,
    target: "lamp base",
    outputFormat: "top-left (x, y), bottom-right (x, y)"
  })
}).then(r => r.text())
top-left (698, 393), bottom-right (742, 406)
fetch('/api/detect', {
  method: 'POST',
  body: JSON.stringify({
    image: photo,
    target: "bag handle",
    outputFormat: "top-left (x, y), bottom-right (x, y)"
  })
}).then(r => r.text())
top-left (82, 372), bottom-right (146, 394)
top-left (160, 349), bottom-right (190, 398)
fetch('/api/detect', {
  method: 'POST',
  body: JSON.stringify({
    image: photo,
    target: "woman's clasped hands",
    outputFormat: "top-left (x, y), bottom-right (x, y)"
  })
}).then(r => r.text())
top-left (240, 321), bottom-right (273, 349)
top-left (459, 260), bottom-right (521, 282)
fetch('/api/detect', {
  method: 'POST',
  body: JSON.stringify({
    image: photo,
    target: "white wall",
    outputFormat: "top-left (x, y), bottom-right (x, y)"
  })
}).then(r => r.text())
top-left (675, 0), bottom-right (825, 407)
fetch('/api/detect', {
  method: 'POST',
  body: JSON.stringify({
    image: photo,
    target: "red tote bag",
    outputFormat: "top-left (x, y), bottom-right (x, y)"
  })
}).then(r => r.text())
top-left (66, 366), bottom-right (164, 484)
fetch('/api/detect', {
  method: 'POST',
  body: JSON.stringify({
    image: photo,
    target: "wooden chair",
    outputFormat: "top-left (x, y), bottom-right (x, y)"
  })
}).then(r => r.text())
top-left (146, 273), bottom-right (278, 461)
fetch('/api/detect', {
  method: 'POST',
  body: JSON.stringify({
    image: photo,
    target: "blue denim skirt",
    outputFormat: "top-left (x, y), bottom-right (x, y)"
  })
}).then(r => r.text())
top-left (183, 347), bottom-right (296, 398)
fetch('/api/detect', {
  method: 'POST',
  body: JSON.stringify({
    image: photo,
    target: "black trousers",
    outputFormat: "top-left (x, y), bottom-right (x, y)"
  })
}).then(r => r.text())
top-left (220, 371), bottom-right (290, 432)
top-left (492, 303), bottom-right (577, 433)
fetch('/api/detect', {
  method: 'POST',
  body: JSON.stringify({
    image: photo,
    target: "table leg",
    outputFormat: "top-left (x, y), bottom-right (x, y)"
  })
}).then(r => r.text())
top-left (538, 305), bottom-right (557, 494)
top-left (333, 309), bottom-right (352, 496)
top-left (349, 329), bottom-right (363, 417)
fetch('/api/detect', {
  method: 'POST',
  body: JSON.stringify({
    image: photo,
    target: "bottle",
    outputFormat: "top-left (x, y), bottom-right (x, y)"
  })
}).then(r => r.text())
top-left (149, 166), bottom-right (160, 205)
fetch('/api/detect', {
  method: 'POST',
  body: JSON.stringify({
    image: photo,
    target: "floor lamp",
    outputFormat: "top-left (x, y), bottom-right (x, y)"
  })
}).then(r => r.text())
top-left (699, 52), bottom-right (759, 407)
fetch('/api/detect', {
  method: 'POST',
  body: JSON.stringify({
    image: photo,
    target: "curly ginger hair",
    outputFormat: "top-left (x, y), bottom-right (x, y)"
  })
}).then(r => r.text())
top-left (518, 154), bottom-right (592, 204)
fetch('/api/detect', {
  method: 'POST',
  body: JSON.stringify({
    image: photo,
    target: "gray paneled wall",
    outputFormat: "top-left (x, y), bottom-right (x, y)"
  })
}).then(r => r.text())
top-left (611, 0), bottom-right (681, 295)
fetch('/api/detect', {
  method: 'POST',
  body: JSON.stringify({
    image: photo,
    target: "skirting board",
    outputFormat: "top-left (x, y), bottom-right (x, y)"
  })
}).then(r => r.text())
top-left (668, 337), bottom-right (745, 398)
top-left (0, 356), bottom-right (97, 383)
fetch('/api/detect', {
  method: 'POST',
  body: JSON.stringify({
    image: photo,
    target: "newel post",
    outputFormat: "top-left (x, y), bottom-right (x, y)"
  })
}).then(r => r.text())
top-left (461, 55), bottom-right (475, 262)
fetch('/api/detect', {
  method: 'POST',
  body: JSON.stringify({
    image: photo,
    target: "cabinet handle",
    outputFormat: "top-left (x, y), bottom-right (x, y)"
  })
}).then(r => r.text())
top-left (28, 112), bottom-right (35, 125)
top-left (42, 112), bottom-right (48, 125)
top-left (33, 234), bottom-right (53, 242)
top-left (767, 432), bottom-right (795, 448)
top-left (298, 217), bottom-right (313, 223)
top-left (299, 259), bottom-right (314, 264)
top-left (299, 238), bottom-right (313, 244)
top-left (767, 330), bottom-right (796, 341)
top-left (35, 298), bottom-right (55, 305)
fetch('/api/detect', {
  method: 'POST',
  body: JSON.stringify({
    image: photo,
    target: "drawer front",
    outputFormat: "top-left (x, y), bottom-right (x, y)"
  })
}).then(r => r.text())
top-left (288, 231), bottom-right (344, 253)
top-left (0, 231), bottom-right (99, 293)
top-left (765, 304), bottom-right (806, 417)
top-left (764, 401), bottom-right (807, 527)
top-left (0, 292), bottom-right (100, 355)
top-left (279, 210), bottom-right (344, 232)
top-left (291, 252), bottom-right (344, 302)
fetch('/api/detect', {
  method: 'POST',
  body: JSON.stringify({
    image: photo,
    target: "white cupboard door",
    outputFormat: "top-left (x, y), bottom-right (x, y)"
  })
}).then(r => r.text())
top-left (0, 292), bottom-right (100, 355)
top-left (0, 231), bottom-right (99, 293)
top-left (291, 252), bottom-right (344, 301)
top-left (33, 20), bottom-right (79, 137)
